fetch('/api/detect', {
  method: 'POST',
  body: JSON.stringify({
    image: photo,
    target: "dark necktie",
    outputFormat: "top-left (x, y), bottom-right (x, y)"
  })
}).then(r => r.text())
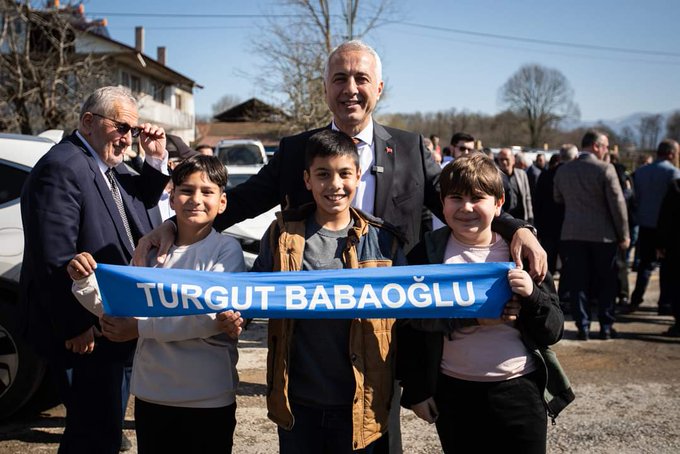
top-left (105, 168), bottom-right (135, 249)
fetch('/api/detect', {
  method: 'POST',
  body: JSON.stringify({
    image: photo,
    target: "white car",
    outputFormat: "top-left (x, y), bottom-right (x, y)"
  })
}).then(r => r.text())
top-left (223, 165), bottom-right (279, 269)
top-left (0, 131), bottom-right (60, 419)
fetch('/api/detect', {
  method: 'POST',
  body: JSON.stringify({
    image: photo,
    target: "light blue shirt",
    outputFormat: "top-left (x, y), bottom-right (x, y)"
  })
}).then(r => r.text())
top-left (634, 159), bottom-right (680, 228)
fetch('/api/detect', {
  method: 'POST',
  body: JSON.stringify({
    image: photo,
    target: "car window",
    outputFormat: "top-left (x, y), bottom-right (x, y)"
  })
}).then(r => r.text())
top-left (218, 145), bottom-right (264, 166)
top-left (0, 163), bottom-right (29, 205)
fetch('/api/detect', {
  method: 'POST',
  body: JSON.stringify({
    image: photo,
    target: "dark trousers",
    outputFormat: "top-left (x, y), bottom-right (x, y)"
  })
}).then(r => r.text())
top-left (631, 227), bottom-right (671, 309)
top-left (278, 402), bottom-right (375, 454)
top-left (135, 398), bottom-right (236, 454)
top-left (540, 233), bottom-right (561, 275)
top-left (53, 357), bottom-right (125, 454)
top-left (560, 240), bottom-right (618, 331)
top-left (434, 372), bottom-right (547, 454)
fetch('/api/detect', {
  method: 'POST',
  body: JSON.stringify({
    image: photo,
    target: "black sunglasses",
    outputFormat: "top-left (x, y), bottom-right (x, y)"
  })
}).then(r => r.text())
top-left (91, 113), bottom-right (141, 138)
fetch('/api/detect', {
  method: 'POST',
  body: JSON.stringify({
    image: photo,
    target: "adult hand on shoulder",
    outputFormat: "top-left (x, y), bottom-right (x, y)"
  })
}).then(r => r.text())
top-left (67, 252), bottom-right (97, 281)
top-left (132, 220), bottom-right (176, 266)
top-left (411, 397), bottom-right (439, 424)
top-left (510, 227), bottom-right (547, 283)
top-left (138, 123), bottom-right (166, 160)
top-left (64, 326), bottom-right (101, 354)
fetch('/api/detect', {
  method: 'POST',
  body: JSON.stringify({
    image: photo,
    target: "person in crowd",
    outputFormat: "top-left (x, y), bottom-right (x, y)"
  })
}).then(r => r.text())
top-left (498, 148), bottom-right (534, 224)
top-left (450, 132), bottom-right (476, 159)
top-left (20, 86), bottom-right (170, 453)
top-left (554, 130), bottom-right (629, 341)
top-left (608, 150), bottom-right (635, 307)
top-left (133, 40), bottom-right (547, 453)
top-left (156, 135), bottom-right (200, 222)
top-left (257, 129), bottom-right (405, 452)
top-left (627, 139), bottom-right (680, 315)
top-left (67, 155), bottom-right (245, 454)
top-left (524, 152), bottom-right (543, 204)
top-left (656, 177), bottom-right (680, 336)
top-left (195, 143), bottom-right (214, 156)
top-left (430, 134), bottom-right (441, 161)
top-left (535, 152), bottom-right (547, 171)
top-left (398, 154), bottom-right (573, 454)
top-left (534, 144), bottom-right (577, 275)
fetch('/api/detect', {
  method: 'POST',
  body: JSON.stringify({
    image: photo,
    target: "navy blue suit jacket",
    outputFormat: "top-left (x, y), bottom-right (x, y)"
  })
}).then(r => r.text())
top-left (220, 122), bottom-right (444, 251)
top-left (20, 132), bottom-right (169, 363)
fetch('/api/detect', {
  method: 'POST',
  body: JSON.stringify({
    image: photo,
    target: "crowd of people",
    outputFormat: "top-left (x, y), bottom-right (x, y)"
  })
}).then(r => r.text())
top-left (17, 38), bottom-right (678, 454)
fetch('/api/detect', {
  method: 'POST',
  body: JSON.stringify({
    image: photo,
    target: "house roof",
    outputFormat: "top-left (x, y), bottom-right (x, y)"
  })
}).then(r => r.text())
top-left (214, 98), bottom-right (289, 122)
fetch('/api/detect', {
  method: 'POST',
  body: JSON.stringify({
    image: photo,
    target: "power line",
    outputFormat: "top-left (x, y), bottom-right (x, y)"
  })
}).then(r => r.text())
top-left (88, 11), bottom-right (680, 59)
top-left (397, 21), bottom-right (680, 58)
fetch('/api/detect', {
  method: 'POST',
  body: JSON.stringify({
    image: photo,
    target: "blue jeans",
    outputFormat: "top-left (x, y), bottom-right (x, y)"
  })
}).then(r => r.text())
top-left (278, 402), bottom-right (376, 454)
top-left (631, 227), bottom-right (671, 308)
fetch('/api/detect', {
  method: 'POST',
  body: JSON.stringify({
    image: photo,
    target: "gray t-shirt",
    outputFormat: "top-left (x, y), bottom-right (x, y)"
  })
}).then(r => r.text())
top-left (287, 216), bottom-right (355, 408)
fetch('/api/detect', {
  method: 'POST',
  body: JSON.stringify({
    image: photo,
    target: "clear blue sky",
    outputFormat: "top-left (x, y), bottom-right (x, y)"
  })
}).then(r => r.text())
top-left (84, 0), bottom-right (680, 122)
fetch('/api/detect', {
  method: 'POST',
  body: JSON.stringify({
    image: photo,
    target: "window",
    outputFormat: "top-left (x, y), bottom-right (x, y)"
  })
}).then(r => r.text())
top-left (151, 82), bottom-right (166, 103)
top-left (0, 163), bottom-right (28, 206)
top-left (121, 71), bottom-right (141, 94)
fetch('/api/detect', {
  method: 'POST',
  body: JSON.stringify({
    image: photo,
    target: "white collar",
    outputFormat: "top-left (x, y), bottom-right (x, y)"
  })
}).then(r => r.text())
top-left (331, 120), bottom-right (374, 146)
top-left (75, 130), bottom-right (110, 173)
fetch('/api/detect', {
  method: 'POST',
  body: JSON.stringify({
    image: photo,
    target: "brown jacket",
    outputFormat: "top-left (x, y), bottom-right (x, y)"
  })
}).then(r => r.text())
top-left (263, 205), bottom-right (403, 450)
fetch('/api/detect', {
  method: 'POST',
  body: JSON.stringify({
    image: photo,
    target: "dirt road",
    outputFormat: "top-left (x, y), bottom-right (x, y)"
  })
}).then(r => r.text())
top-left (1, 273), bottom-right (679, 453)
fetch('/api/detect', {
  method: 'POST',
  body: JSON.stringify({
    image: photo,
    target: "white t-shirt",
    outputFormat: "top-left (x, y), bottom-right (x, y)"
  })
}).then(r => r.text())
top-left (440, 232), bottom-right (536, 382)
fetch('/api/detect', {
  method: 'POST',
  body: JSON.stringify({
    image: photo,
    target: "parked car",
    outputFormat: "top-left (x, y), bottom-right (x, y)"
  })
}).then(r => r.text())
top-left (223, 165), bottom-right (279, 269)
top-left (0, 131), bottom-right (60, 419)
top-left (215, 139), bottom-right (267, 167)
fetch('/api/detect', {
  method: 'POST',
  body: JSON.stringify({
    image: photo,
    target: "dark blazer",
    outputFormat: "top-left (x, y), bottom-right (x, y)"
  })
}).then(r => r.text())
top-left (221, 122), bottom-right (441, 251)
top-left (20, 132), bottom-right (169, 363)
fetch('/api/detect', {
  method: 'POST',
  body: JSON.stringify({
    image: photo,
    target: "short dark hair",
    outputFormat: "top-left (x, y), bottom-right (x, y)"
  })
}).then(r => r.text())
top-left (581, 130), bottom-right (605, 150)
top-left (450, 132), bottom-right (475, 146)
top-left (305, 129), bottom-right (359, 170)
top-left (657, 139), bottom-right (679, 158)
top-left (440, 154), bottom-right (504, 201)
top-left (171, 155), bottom-right (228, 190)
top-left (195, 143), bottom-right (213, 151)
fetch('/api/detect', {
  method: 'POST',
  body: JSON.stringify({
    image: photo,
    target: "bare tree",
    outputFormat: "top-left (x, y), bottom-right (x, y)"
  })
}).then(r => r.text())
top-left (638, 114), bottom-right (663, 151)
top-left (253, 0), bottom-right (396, 133)
top-left (499, 64), bottom-right (579, 148)
top-left (211, 94), bottom-right (242, 117)
top-left (666, 110), bottom-right (680, 143)
top-left (0, 1), bottom-right (111, 134)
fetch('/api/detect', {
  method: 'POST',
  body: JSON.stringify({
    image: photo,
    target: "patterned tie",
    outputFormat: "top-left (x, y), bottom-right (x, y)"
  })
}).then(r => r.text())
top-left (105, 169), bottom-right (135, 249)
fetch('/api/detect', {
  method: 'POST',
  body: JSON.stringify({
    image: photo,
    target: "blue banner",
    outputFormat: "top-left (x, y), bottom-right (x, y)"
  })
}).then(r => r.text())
top-left (94, 262), bottom-right (515, 319)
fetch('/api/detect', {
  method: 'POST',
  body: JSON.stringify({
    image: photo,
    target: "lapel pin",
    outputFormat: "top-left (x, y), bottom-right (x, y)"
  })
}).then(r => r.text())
top-left (385, 146), bottom-right (393, 154)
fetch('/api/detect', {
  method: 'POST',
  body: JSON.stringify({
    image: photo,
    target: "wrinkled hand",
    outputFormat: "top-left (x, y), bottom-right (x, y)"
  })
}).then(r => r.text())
top-left (65, 326), bottom-right (101, 354)
top-left (216, 310), bottom-right (244, 340)
top-left (67, 252), bottom-right (97, 281)
top-left (508, 268), bottom-right (534, 298)
top-left (100, 315), bottom-right (138, 342)
top-left (132, 220), bottom-right (176, 266)
top-left (137, 123), bottom-right (166, 160)
top-left (411, 397), bottom-right (438, 424)
top-left (510, 227), bottom-right (547, 283)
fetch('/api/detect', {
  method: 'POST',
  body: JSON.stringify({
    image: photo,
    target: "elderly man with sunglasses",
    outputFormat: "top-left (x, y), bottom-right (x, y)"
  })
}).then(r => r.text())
top-left (20, 86), bottom-right (170, 453)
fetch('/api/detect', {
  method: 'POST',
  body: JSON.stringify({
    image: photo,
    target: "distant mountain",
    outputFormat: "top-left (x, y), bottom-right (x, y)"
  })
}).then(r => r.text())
top-left (562, 110), bottom-right (676, 137)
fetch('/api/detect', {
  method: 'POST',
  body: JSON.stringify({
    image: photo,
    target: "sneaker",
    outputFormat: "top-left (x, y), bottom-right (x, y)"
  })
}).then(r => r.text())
top-left (120, 434), bottom-right (132, 452)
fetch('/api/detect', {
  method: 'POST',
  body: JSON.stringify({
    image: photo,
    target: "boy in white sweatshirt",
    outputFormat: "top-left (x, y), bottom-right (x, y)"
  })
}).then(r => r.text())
top-left (68, 155), bottom-right (245, 454)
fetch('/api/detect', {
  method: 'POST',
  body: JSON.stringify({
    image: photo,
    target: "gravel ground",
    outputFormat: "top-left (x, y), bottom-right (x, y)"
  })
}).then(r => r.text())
top-left (1, 273), bottom-right (679, 453)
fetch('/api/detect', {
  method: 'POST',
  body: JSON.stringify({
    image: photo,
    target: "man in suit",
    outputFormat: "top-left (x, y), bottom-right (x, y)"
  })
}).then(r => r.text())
top-left (554, 130), bottom-right (629, 341)
top-left (20, 86), bottom-right (170, 453)
top-left (498, 148), bottom-right (534, 224)
top-left (135, 40), bottom-right (546, 453)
